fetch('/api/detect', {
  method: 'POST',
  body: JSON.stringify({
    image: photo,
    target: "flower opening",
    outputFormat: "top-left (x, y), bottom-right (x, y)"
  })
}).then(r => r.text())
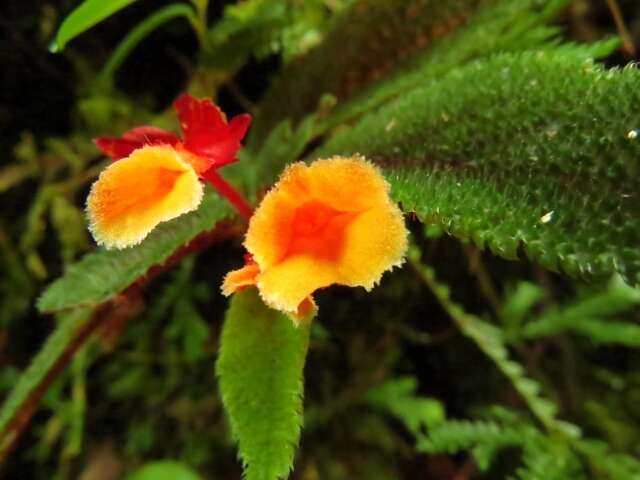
top-left (86, 94), bottom-right (252, 249)
top-left (222, 155), bottom-right (409, 321)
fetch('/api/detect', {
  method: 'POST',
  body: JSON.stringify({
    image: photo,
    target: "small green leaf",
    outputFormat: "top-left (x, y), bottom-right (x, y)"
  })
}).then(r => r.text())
top-left (51, 0), bottom-right (139, 52)
top-left (216, 290), bottom-right (311, 480)
top-left (501, 282), bottom-right (543, 327)
top-left (418, 419), bottom-right (534, 457)
top-left (37, 191), bottom-right (233, 312)
top-left (513, 275), bottom-right (640, 345)
top-left (365, 377), bottom-right (444, 436)
top-left (126, 460), bottom-right (203, 480)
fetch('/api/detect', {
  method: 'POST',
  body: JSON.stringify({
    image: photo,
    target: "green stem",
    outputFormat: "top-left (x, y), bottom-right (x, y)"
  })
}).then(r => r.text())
top-left (96, 3), bottom-right (200, 89)
top-left (190, 0), bottom-right (209, 44)
top-left (64, 347), bottom-right (87, 460)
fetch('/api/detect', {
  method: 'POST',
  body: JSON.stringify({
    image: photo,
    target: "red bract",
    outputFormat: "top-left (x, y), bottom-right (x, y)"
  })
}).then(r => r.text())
top-left (94, 93), bottom-right (252, 173)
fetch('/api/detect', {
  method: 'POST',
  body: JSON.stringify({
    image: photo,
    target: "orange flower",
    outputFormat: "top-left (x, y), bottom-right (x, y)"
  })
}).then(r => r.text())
top-left (87, 94), bottom-right (252, 249)
top-left (222, 156), bottom-right (409, 321)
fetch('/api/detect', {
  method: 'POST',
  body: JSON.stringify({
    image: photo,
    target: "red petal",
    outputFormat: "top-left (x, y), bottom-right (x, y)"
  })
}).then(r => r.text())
top-left (193, 139), bottom-right (241, 167)
top-left (174, 93), bottom-right (227, 141)
top-left (228, 114), bottom-right (252, 141)
top-left (122, 126), bottom-right (180, 145)
top-left (173, 93), bottom-right (251, 167)
top-left (94, 137), bottom-right (143, 160)
top-left (95, 127), bottom-right (180, 161)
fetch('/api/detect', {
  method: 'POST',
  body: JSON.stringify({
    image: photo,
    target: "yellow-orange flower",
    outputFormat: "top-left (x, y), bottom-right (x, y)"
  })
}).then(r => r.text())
top-left (86, 94), bottom-right (252, 249)
top-left (87, 146), bottom-right (203, 249)
top-left (222, 155), bottom-right (409, 320)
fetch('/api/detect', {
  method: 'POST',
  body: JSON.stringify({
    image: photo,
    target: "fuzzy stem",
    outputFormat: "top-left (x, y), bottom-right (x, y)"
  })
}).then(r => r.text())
top-left (202, 170), bottom-right (254, 220)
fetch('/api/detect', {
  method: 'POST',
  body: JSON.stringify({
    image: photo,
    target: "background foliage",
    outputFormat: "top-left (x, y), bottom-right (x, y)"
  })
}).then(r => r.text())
top-left (1, 0), bottom-right (639, 479)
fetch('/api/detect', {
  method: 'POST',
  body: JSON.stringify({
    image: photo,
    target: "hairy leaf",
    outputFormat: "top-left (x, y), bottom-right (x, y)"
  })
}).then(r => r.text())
top-left (51, 0), bottom-right (139, 52)
top-left (324, 0), bottom-right (594, 130)
top-left (248, 0), bottom-right (603, 149)
top-left (216, 290), bottom-right (311, 480)
top-left (38, 191), bottom-right (233, 312)
top-left (501, 282), bottom-right (544, 327)
top-left (320, 52), bottom-right (640, 284)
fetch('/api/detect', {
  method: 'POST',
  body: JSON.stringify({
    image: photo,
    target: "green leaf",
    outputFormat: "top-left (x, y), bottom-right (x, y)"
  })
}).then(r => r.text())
top-left (37, 191), bottom-right (233, 312)
top-left (501, 282), bottom-right (543, 327)
top-left (319, 52), bottom-right (640, 285)
top-left (126, 460), bottom-right (203, 480)
top-left (248, 0), bottom-right (491, 147)
top-left (365, 376), bottom-right (444, 436)
top-left (216, 290), bottom-right (311, 480)
top-left (574, 439), bottom-right (640, 480)
top-left (323, 0), bottom-right (594, 131)
top-left (51, 0), bottom-right (140, 52)
top-left (517, 439), bottom-right (583, 480)
top-left (0, 308), bottom-right (92, 451)
top-left (514, 275), bottom-right (640, 345)
top-left (417, 419), bottom-right (534, 460)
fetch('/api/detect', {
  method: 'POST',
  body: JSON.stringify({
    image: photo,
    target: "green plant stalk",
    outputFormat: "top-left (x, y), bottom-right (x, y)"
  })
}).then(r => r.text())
top-left (190, 0), bottom-right (209, 46)
top-left (96, 3), bottom-right (200, 89)
top-left (64, 347), bottom-right (87, 460)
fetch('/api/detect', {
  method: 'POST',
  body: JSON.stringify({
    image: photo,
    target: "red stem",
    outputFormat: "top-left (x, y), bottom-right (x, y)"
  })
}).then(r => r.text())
top-left (202, 169), bottom-right (254, 220)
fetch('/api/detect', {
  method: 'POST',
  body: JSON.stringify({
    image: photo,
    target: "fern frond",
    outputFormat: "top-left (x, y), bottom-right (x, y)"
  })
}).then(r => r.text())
top-left (418, 419), bottom-right (538, 471)
top-left (515, 275), bottom-right (640, 346)
top-left (364, 376), bottom-right (444, 437)
top-left (517, 440), bottom-right (584, 480)
top-left (574, 439), bottom-right (640, 480)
